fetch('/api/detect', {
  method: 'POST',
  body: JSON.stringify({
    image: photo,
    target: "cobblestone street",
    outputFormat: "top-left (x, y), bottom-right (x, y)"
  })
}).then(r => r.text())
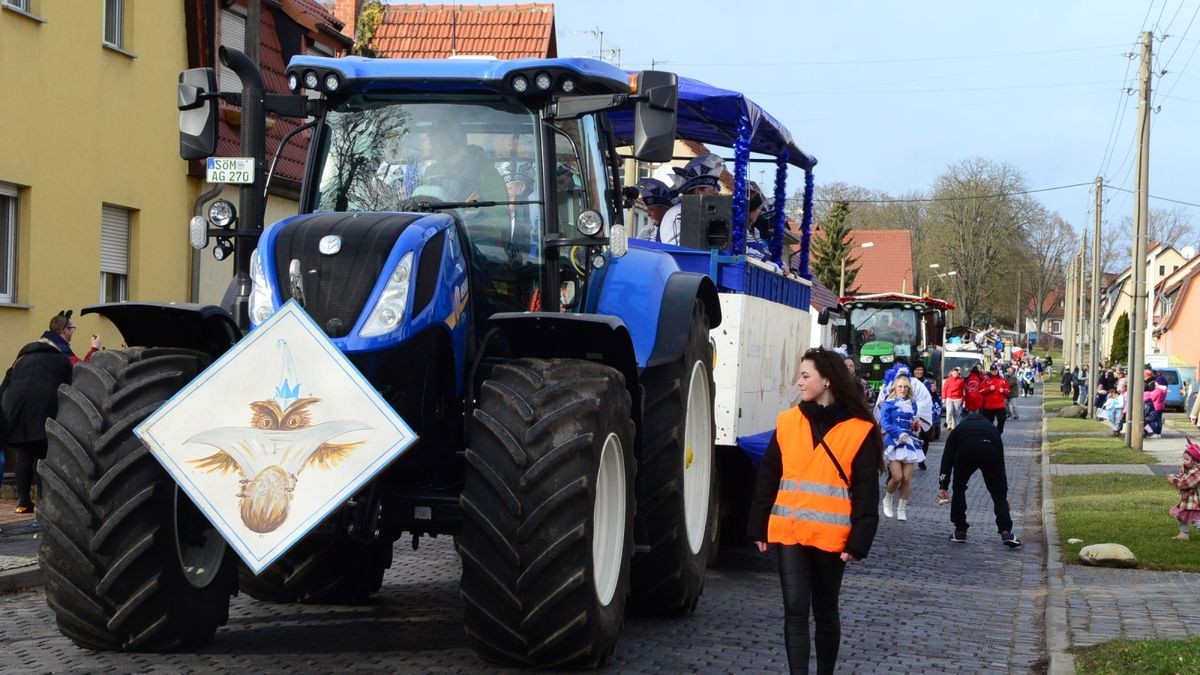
top-left (0, 396), bottom-right (1047, 673)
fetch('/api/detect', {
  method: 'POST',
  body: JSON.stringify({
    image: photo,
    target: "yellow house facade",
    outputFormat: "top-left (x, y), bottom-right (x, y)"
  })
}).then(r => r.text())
top-left (0, 0), bottom-right (193, 362)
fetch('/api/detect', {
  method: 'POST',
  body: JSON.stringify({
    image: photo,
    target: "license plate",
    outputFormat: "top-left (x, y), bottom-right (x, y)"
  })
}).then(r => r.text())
top-left (206, 157), bottom-right (255, 184)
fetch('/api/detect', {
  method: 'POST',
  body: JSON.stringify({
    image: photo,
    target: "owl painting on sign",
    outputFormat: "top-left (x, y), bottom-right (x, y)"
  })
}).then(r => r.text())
top-left (186, 340), bottom-right (371, 533)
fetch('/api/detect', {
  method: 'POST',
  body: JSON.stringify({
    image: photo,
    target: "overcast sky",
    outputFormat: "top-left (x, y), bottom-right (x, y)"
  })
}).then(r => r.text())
top-left (548, 0), bottom-right (1200, 238)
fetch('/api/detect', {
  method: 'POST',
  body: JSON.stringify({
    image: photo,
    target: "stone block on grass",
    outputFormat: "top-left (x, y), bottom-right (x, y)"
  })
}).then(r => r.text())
top-left (1078, 543), bottom-right (1138, 568)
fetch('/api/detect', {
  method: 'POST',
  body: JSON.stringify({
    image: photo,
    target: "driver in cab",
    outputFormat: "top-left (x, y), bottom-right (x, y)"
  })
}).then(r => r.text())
top-left (416, 120), bottom-right (506, 208)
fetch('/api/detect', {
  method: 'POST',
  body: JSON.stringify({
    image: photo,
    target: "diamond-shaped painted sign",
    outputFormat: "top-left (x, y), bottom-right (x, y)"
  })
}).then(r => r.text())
top-left (135, 301), bottom-right (417, 574)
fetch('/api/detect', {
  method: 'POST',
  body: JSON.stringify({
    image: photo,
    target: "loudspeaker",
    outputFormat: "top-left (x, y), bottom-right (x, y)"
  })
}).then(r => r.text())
top-left (679, 194), bottom-right (732, 250)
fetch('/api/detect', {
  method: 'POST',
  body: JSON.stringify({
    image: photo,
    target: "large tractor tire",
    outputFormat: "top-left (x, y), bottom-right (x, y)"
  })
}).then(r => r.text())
top-left (238, 533), bottom-right (393, 604)
top-left (460, 358), bottom-right (636, 668)
top-left (630, 300), bottom-right (717, 616)
top-left (38, 348), bottom-right (237, 651)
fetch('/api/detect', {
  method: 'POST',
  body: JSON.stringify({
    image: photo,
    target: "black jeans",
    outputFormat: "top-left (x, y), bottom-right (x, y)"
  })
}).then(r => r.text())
top-left (776, 544), bottom-right (846, 675)
top-left (950, 444), bottom-right (1012, 533)
top-left (982, 407), bottom-right (1007, 434)
top-left (10, 440), bottom-right (46, 509)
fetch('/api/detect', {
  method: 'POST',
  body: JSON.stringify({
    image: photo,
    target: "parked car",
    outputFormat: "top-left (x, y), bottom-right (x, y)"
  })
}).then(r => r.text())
top-left (1157, 366), bottom-right (1196, 411)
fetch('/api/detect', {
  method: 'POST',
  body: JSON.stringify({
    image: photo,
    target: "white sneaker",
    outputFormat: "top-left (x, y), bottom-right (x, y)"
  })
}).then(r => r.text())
top-left (897, 499), bottom-right (908, 521)
top-left (882, 492), bottom-right (894, 518)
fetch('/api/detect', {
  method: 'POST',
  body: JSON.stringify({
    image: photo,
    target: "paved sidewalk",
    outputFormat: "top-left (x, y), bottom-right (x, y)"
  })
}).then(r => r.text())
top-left (1042, 395), bottom-right (1200, 673)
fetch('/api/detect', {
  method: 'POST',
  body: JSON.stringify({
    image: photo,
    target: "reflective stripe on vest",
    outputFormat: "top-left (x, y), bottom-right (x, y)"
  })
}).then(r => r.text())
top-left (767, 408), bottom-right (873, 552)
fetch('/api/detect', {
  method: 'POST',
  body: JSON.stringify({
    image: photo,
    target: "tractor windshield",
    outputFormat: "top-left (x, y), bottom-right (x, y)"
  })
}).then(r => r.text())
top-left (311, 93), bottom-right (552, 312)
top-left (850, 306), bottom-right (920, 358)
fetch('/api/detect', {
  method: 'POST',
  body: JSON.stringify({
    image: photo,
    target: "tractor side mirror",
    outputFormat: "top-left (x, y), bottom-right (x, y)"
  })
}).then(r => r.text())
top-left (179, 67), bottom-right (218, 160)
top-left (818, 308), bottom-right (831, 326)
top-left (632, 70), bottom-right (677, 162)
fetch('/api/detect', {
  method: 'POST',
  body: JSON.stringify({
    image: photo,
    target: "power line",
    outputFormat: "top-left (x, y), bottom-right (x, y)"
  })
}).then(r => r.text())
top-left (1102, 184), bottom-right (1200, 208)
top-left (1097, 44), bottom-right (1139, 178)
top-left (644, 43), bottom-right (1129, 68)
top-left (1159, 1), bottom-right (1200, 73)
top-left (1162, 15), bottom-right (1200, 101)
top-left (755, 79), bottom-right (1124, 97)
top-left (795, 182), bottom-right (1094, 205)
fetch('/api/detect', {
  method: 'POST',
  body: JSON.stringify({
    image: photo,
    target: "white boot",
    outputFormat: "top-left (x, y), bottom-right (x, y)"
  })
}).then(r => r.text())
top-left (882, 491), bottom-right (894, 518)
top-left (897, 498), bottom-right (908, 521)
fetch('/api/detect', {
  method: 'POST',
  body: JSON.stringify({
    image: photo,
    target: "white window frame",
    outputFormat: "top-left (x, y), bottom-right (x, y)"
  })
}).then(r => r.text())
top-left (4, 0), bottom-right (29, 11)
top-left (0, 182), bottom-right (17, 304)
top-left (100, 204), bottom-right (131, 303)
top-left (1050, 320), bottom-right (1062, 335)
top-left (103, 0), bottom-right (124, 49)
top-left (2, 0), bottom-right (44, 23)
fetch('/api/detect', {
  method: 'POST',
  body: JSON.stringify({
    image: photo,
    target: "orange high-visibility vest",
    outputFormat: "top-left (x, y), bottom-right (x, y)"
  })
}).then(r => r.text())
top-left (767, 407), bottom-right (873, 552)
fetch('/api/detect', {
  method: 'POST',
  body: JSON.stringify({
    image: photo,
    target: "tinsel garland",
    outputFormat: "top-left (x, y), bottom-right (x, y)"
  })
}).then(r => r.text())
top-left (770, 152), bottom-right (788, 266)
top-left (730, 114), bottom-right (752, 255)
top-left (799, 167), bottom-right (814, 279)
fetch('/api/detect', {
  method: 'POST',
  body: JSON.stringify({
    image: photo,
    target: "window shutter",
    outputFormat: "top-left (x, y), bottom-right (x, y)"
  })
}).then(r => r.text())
top-left (100, 205), bottom-right (129, 275)
top-left (220, 8), bottom-right (246, 93)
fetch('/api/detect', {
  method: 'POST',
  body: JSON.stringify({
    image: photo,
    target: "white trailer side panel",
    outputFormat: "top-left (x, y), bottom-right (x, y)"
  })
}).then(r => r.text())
top-left (712, 294), bottom-right (812, 445)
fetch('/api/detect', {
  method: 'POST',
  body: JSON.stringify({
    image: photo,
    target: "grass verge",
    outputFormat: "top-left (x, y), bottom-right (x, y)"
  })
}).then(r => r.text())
top-left (1053, 474), bottom-right (1199, 572)
top-left (1046, 417), bottom-right (1111, 433)
top-left (1072, 636), bottom-right (1200, 673)
top-left (1048, 436), bottom-right (1151, 464)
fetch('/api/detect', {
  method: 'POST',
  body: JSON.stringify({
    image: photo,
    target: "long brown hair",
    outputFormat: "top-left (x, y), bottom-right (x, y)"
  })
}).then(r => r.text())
top-left (802, 347), bottom-right (885, 470)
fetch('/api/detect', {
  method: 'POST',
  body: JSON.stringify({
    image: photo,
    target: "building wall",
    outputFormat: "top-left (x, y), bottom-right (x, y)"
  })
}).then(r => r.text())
top-left (0, 1), bottom-right (192, 360)
top-left (1158, 281), bottom-right (1200, 369)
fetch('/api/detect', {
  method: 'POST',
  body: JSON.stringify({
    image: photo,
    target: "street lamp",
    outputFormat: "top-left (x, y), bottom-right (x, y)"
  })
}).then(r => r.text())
top-left (840, 241), bottom-right (874, 297)
top-left (931, 268), bottom-right (957, 328)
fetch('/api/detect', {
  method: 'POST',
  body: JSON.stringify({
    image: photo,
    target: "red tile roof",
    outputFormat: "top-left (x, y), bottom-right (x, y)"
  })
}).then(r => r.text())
top-left (842, 229), bottom-right (913, 294)
top-left (373, 3), bottom-right (556, 59)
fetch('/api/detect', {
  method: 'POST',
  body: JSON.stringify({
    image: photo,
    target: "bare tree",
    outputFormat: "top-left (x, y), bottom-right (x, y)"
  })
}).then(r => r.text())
top-left (1108, 206), bottom-right (1195, 266)
top-left (1025, 209), bottom-right (1077, 340)
top-left (925, 157), bottom-right (1030, 327)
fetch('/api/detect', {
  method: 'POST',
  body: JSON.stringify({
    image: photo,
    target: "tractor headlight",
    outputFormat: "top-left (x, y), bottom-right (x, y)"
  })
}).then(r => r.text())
top-left (880, 354), bottom-right (895, 363)
top-left (860, 354), bottom-right (872, 363)
top-left (303, 70), bottom-right (320, 90)
top-left (534, 72), bottom-right (552, 90)
top-left (207, 199), bottom-right (237, 228)
top-left (249, 248), bottom-right (275, 325)
top-left (360, 252), bottom-right (414, 338)
top-left (609, 223), bottom-right (628, 258)
top-left (576, 209), bottom-right (604, 236)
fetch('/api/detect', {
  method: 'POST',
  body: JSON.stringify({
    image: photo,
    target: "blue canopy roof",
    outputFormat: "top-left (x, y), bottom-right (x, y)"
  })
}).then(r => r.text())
top-left (608, 75), bottom-right (817, 170)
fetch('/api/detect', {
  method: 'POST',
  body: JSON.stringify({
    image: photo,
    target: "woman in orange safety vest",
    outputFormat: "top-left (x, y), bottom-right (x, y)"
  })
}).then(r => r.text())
top-left (748, 347), bottom-right (884, 675)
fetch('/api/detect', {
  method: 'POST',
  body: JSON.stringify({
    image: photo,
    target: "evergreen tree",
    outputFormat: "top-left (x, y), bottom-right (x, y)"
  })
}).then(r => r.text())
top-left (810, 201), bottom-right (862, 295)
top-left (1109, 311), bottom-right (1129, 365)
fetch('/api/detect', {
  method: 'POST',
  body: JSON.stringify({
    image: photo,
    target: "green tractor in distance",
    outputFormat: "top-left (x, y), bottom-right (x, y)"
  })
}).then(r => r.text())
top-left (836, 293), bottom-right (954, 399)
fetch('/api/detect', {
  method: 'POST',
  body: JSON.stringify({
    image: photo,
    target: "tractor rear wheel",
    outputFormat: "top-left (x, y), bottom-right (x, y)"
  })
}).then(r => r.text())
top-left (460, 358), bottom-right (635, 668)
top-left (38, 348), bottom-right (237, 651)
top-left (238, 532), bottom-right (393, 604)
top-left (630, 301), bottom-right (717, 616)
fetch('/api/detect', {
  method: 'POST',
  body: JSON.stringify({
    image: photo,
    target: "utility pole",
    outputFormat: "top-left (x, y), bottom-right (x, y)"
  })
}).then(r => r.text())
top-left (1077, 234), bottom-right (1087, 367)
top-left (1128, 30), bottom-right (1153, 450)
top-left (1070, 254), bottom-right (1080, 362)
top-left (1088, 178), bottom-right (1102, 419)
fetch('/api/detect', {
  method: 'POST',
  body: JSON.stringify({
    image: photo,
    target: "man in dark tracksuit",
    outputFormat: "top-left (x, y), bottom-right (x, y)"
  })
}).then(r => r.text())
top-left (936, 411), bottom-right (1021, 547)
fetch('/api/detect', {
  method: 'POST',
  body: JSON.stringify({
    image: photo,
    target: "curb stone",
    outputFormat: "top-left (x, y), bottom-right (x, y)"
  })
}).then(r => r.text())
top-left (0, 564), bottom-right (43, 593)
top-left (1041, 406), bottom-right (1076, 674)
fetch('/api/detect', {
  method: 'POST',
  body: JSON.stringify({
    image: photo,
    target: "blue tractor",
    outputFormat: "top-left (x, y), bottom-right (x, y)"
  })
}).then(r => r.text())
top-left (38, 47), bottom-right (818, 668)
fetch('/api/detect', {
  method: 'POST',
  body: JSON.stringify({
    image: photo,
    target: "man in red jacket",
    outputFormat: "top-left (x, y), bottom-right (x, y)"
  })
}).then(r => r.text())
top-left (981, 363), bottom-right (1011, 434)
top-left (942, 367), bottom-right (966, 430)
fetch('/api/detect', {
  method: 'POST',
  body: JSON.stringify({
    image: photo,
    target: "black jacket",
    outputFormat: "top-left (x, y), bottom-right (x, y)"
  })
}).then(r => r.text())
top-left (0, 340), bottom-right (72, 444)
top-left (938, 412), bottom-right (1004, 490)
top-left (747, 401), bottom-right (882, 559)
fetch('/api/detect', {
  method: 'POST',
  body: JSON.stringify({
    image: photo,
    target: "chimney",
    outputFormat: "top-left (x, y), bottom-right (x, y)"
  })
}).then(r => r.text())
top-left (333, 0), bottom-right (361, 41)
